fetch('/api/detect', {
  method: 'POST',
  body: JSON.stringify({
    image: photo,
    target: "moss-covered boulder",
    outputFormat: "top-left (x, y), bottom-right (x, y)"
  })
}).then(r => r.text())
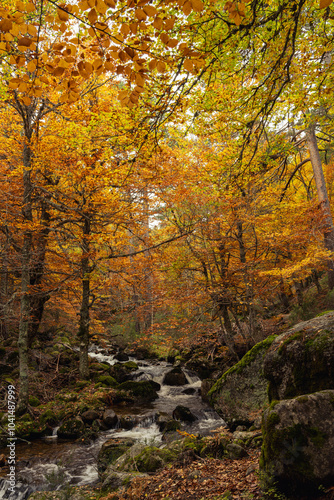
top-left (97, 437), bottom-right (135, 474)
top-left (263, 313), bottom-right (334, 401)
top-left (116, 380), bottom-right (159, 402)
top-left (110, 363), bottom-right (135, 383)
top-left (208, 335), bottom-right (277, 424)
top-left (260, 390), bottom-right (334, 498)
top-left (57, 417), bottom-right (85, 439)
top-left (96, 375), bottom-right (118, 387)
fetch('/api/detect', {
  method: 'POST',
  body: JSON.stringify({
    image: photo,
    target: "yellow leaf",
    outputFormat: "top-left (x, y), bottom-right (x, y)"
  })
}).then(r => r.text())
top-left (148, 59), bottom-right (157, 70)
top-left (57, 8), bottom-right (69, 21)
top-left (0, 19), bottom-right (13, 32)
top-left (130, 22), bottom-right (138, 34)
top-left (121, 24), bottom-right (130, 35)
top-left (183, 59), bottom-right (193, 71)
top-left (22, 96), bottom-right (31, 105)
top-left (79, 0), bottom-right (90, 10)
top-left (143, 5), bottom-right (158, 16)
top-left (87, 8), bottom-right (98, 24)
top-left (135, 8), bottom-right (147, 21)
top-left (27, 24), bottom-right (37, 36)
top-left (320, 0), bottom-right (333, 7)
top-left (160, 33), bottom-right (169, 44)
top-left (135, 72), bottom-right (145, 86)
top-left (96, 0), bottom-right (108, 14)
top-left (191, 0), bottom-right (204, 11)
top-left (17, 37), bottom-right (32, 47)
top-left (156, 61), bottom-right (166, 72)
top-left (182, 1), bottom-right (192, 15)
top-left (27, 60), bottom-right (37, 72)
top-left (5, 33), bottom-right (14, 42)
top-left (53, 67), bottom-right (66, 76)
top-left (104, 60), bottom-right (114, 70)
top-left (18, 81), bottom-right (28, 92)
top-left (25, 2), bottom-right (36, 13)
top-left (153, 17), bottom-right (163, 29)
top-left (8, 78), bottom-right (20, 90)
top-left (167, 38), bottom-right (178, 48)
top-left (164, 18), bottom-right (175, 30)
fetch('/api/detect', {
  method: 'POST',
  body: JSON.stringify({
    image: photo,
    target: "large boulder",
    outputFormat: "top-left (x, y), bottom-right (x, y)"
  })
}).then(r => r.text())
top-left (116, 380), bottom-right (159, 402)
top-left (172, 405), bottom-right (197, 423)
top-left (208, 335), bottom-right (276, 424)
top-left (162, 366), bottom-right (188, 386)
top-left (97, 437), bottom-right (135, 474)
top-left (57, 417), bottom-right (85, 439)
top-left (260, 390), bottom-right (334, 497)
top-left (263, 313), bottom-right (334, 401)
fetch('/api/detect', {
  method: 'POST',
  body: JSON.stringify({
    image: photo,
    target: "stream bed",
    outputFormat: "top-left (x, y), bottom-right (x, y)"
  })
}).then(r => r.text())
top-left (0, 346), bottom-right (225, 499)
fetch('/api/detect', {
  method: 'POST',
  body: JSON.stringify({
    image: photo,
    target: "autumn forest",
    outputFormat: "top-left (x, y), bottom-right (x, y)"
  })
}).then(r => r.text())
top-left (1, 0), bottom-right (334, 498)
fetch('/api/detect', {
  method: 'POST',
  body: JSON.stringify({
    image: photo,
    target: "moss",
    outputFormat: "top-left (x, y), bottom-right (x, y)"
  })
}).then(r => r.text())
top-left (117, 380), bottom-right (158, 401)
top-left (40, 409), bottom-right (58, 426)
top-left (29, 396), bottom-right (41, 407)
top-left (208, 334), bottom-right (277, 400)
top-left (97, 375), bottom-right (118, 387)
top-left (316, 310), bottom-right (334, 317)
top-left (123, 361), bottom-right (138, 370)
top-left (133, 445), bottom-right (179, 473)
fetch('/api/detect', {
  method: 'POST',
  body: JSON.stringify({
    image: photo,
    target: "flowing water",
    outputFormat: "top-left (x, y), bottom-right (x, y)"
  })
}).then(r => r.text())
top-left (0, 346), bottom-right (225, 499)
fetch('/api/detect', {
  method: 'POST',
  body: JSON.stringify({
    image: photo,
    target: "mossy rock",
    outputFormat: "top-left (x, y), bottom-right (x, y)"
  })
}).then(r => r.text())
top-left (96, 375), bottom-right (118, 387)
top-left (97, 437), bottom-right (136, 474)
top-left (208, 335), bottom-right (277, 422)
top-left (263, 313), bottom-right (334, 401)
top-left (117, 380), bottom-right (159, 402)
top-left (260, 390), bottom-right (334, 498)
top-left (118, 444), bottom-right (180, 473)
top-left (40, 409), bottom-right (58, 426)
top-left (76, 380), bottom-right (91, 389)
top-left (16, 417), bottom-right (49, 440)
top-left (123, 361), bottom-right (138, 370)
top-left (29, 396), bottom-right (41, 407)
top-left (90, 362), bottom-right (110, 372)
top-left (57, 417), bottom-right (85, 439)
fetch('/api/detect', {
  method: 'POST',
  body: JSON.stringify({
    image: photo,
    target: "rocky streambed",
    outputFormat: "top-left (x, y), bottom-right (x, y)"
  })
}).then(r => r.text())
top-left (0, 345), bottom-right (225, 499)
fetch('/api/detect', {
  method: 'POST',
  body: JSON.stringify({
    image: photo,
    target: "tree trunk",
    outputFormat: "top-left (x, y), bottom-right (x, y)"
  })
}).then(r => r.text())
top-left (306, 125), bottom-right (334, 289)
top-left (78, 217), bottom-right (91, 379)
top-left (17, 144), bottom-right (33, 414)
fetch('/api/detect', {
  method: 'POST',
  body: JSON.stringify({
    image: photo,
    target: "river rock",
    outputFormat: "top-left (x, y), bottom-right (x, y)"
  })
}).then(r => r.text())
top-left (172, 405), bottom-right (197, 422)
top-left (98, 437), bottom-right (136, 474)
top-left (102, 471), bottom-right (149, 491)
top-left (208, 335), bottom-right (277, 424)
top-left (163, 366), bottom-right (188, 386)
top-left (260, 390), bottom-right (334, 497)
top-left (110, 362), bottom-right (136, 383)
top-left (117, 380), bottom-right (159, 402)
top-left (103, 409), bottom-right (118, 428)
top-left (57, 417), bottom-right (85, 439)
top-left (81, 409), bottom-right (100, 424)
top-left (119, 415), bottom-right (140, 429)
top-left (263, 313), bottom-right (334, 401)
top-left (115, 351), bottom-right (129, 361)
top-left (226, 443), bottom-right (248, 459)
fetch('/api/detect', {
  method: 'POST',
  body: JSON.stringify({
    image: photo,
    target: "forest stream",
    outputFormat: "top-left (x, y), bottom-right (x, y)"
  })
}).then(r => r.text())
top-left (0, 346), bottom-right (225, 500)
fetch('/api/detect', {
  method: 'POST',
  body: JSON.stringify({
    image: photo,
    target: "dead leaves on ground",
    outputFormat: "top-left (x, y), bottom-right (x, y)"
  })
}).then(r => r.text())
top-left (115, 450), bottom-right (261, 500)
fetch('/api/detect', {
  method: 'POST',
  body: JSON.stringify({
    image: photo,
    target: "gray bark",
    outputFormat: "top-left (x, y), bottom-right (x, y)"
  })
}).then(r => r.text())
top-left (306, 125), bottom-right (334, 289)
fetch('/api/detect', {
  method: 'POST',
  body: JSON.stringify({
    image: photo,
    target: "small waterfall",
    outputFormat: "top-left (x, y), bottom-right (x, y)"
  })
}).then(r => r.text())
top-left (0, 346), bottom-right (225, 495)
top-left (0, 479), bottom-right (34, 500)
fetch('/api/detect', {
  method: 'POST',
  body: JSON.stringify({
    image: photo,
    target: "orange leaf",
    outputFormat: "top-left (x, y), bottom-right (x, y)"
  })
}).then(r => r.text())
top-left (320, 0), bottom-right (333, 7)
